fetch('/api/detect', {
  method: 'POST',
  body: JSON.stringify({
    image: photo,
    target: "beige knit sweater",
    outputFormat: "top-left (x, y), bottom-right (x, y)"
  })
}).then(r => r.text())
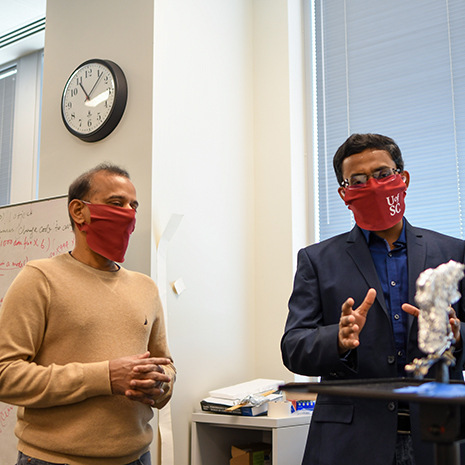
top-left (0, 253), bottom-right (175, 465)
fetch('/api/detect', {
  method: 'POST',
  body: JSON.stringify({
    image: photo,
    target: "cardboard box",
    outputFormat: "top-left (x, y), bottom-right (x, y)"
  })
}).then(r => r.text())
top-left (230, 443), bottom-right (271, 465)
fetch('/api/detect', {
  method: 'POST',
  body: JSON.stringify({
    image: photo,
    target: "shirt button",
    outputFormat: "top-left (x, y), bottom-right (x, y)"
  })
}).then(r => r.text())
top-left (391, 281), bottom-right (396, 287)
top-left (394, 314), bottom-right (400, 320)
top-left (388, 252), bottom-right (393, 258)
top-left (387, 355), bottom-right (396, 364)
top-left (388, 401), bottom-right (396, 411)
top-left (398, 350), bottom-right (404, 357)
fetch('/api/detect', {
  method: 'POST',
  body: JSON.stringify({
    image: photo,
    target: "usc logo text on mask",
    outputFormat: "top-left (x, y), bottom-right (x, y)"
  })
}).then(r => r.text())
top-left (386, 193), bottom-right (402, 216)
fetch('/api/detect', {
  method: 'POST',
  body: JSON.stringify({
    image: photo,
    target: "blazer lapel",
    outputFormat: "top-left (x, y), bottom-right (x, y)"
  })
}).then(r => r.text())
top-left (405, 220), bottom-right (426, 332)
top-left (345, 226), bottom-right (388, 314)
top-left (405, 220), bottom-right (427, 302)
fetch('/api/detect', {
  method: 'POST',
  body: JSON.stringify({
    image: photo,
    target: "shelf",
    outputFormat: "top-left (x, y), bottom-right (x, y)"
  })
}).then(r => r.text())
top-left (192, 411), bottom-right (311, 428)
top-left (191, 411), bottom-right (312, 465)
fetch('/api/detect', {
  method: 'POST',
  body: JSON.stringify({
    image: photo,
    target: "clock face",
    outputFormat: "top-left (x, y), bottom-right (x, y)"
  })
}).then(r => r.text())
top-left (61, 59), bottom-right (127, 142)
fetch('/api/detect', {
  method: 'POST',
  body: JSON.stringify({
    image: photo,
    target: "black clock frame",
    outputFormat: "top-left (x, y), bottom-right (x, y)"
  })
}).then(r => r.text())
top-left (61, 58), bottom-right (128, 143)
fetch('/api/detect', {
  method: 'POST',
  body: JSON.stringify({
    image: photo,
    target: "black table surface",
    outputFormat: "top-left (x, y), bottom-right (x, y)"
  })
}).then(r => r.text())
top-left (280, 378), bottom-right (465, 405)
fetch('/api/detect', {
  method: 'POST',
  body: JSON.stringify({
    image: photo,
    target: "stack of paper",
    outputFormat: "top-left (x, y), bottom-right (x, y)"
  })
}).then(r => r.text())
top-left (200, 379), bottom-right (284, 416)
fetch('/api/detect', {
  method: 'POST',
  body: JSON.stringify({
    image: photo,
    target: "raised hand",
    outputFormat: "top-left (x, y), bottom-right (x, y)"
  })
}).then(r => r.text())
top-left (338, 288), bottom-right (376, 354)
top-left (402, 303), bottom-right (462, 348)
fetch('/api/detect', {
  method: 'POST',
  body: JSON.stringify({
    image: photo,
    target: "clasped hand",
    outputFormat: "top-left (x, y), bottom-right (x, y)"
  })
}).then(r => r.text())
top-left (109, 351), bottom-right (172, 406)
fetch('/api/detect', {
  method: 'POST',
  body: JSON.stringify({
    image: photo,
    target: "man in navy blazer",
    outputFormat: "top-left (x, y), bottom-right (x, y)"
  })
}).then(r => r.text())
top-left (281, 133), bottom-right (465, 465)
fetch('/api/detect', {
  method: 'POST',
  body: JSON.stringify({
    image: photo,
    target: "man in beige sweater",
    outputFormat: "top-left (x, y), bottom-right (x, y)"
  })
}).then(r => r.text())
top-left (0, 164), bottom-right (176, 465)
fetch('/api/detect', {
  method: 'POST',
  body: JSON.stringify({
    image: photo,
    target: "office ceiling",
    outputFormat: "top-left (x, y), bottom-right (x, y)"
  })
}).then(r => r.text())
top-left (0, 0), bottom-right (46, 37)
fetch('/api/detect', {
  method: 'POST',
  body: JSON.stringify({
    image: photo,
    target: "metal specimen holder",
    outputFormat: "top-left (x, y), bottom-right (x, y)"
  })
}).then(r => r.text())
top-left (282, 372), bottom-right (465, 465)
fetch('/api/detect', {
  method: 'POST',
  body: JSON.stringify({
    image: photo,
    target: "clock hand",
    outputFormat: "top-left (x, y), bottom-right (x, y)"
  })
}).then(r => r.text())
top-left (88, 72), bottom-right (104, 98)
top-left (85, 89), bottom-right (110, 108)
top-left (79, 82), bottom-right (90, 101)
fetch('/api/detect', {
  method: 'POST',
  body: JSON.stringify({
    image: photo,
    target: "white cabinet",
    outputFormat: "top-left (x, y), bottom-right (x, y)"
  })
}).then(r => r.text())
top-left (191, 412), bottom-right (311, 465)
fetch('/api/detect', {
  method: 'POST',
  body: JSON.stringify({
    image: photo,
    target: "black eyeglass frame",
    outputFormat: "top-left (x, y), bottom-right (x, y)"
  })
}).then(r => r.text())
top-left (341, 168), bottom-right (402, 188)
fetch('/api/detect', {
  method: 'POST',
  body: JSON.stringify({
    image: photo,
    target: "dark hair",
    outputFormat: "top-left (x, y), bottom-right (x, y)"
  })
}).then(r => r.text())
top-left (333, 133), bottom-right (404, 186)
top-left (68, 162), bottom-right (131, 227)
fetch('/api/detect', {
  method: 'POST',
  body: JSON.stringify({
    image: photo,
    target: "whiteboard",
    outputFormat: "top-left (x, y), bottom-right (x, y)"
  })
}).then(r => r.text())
top-left (0, 195), bottom-right (75, 464)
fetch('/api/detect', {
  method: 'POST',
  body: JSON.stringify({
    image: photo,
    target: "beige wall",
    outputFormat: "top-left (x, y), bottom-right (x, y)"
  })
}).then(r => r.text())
top-left (253, 0), bottom-right (309, 378)
top-left (40, 0), bottom-right (156, 274)
top-left (38, 0), bottom-right (308, 463)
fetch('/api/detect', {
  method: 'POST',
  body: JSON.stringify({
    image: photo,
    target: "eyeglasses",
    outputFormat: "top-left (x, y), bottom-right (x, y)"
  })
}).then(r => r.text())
top-left (341, 167), bottom-right (401, 188)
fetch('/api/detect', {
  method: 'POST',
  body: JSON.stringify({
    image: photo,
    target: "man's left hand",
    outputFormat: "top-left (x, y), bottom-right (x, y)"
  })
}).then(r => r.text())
top-left (402, 303), bottom-right (462, 348)
top-left (125, 360), bottom-right (172, 404)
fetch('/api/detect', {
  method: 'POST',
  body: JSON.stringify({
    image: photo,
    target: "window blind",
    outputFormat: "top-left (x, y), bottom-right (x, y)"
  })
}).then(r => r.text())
top-left (0, 66), bottom-right (17, 206)
top-left (314, 0), bottom-right (465, 241)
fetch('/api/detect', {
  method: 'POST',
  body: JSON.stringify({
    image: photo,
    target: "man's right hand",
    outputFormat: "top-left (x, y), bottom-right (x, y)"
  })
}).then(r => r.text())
top-left (109, 352), bottom-right (171, 405)
top-left (338, 288), bottom-right (376, 355)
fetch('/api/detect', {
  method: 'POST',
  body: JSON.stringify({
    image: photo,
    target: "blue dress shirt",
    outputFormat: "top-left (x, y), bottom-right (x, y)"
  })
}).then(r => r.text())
top-left (362, 220), bottom-right (408, 376)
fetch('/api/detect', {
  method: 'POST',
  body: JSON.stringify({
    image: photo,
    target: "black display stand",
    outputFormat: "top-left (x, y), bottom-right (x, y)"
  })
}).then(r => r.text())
top-left (281, 377), bottom-right (465, 465)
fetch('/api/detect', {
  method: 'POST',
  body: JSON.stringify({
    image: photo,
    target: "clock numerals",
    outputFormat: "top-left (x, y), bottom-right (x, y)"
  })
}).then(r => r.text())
top-left (61, 59), bottom-right (127, 142)
top-left (63, 64), bottom-right (114, 134)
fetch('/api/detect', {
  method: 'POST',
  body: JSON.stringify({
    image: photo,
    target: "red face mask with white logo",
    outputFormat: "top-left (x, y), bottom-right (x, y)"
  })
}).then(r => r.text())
top-left (342, 174), bottom-right (407, 231)
top-left (77, 202), bottom-right (136, 263)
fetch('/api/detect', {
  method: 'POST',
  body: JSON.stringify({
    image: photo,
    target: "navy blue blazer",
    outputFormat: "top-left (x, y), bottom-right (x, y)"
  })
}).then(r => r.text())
top-left (281, 220), bottom-right (465, 465)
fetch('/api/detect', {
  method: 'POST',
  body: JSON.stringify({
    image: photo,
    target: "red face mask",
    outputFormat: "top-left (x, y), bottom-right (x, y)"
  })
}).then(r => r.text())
top-left (77, 202), bottom-right (136, 263)
top-left (342, 174), bottom-right (407, 231)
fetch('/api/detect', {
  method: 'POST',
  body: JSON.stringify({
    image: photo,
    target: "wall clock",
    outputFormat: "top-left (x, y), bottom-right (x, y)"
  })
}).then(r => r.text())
top-left (61, 59), bottom-right (128, 142)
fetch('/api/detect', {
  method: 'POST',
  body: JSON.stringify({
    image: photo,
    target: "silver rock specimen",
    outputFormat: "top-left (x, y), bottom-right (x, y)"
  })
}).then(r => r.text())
top-left (405, 260), bottom-right (464, 378)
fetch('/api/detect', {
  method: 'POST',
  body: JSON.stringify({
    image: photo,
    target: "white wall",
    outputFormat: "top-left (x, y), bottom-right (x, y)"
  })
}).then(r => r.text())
top-left (37, 0), bottom-right (307, 463)
top-left (152, 2), bottom-right (256, 462)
